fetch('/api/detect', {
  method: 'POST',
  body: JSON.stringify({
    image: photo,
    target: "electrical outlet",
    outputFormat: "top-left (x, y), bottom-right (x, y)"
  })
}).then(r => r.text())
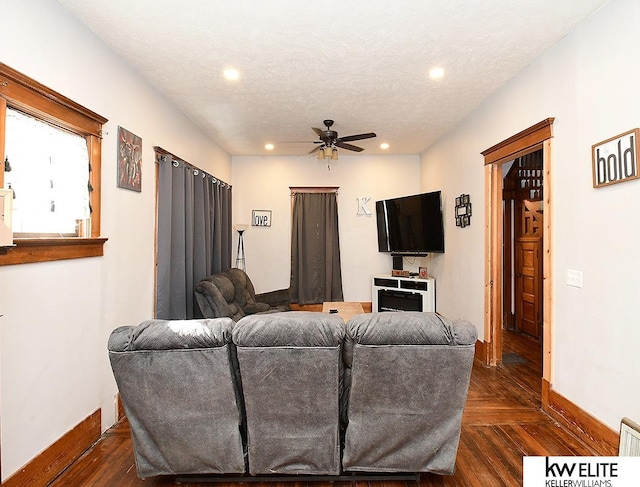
top-left (567, 269), bottom-right (583, 288)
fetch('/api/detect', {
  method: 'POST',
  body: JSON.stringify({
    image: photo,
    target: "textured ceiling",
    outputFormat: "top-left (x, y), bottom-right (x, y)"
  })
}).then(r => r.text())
top-left (57, 0), bottom-right (609, 156)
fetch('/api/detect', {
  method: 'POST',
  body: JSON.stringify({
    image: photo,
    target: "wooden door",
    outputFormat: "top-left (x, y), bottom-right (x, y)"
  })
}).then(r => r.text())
top-left (515, 200), bottom-right (543, 340)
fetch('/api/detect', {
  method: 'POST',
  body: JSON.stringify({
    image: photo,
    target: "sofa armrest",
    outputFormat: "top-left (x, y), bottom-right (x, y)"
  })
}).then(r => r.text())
top-left (255, 287), bottom-right (291, 308)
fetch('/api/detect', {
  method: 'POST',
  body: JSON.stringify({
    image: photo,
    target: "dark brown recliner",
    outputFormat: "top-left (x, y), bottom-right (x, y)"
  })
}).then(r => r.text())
top-left (195, 268), bottom-right (290, 322)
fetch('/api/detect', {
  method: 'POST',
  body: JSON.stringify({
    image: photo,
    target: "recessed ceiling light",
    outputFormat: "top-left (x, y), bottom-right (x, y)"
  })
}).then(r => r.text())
top-left (380, 143), bottom-right (390, 150)
top-left (224, 68), bottom-right (240, 81)
top-left (264, 143), bottom-right (274, 150)
top-left (429, 67), bottom-right (445, 79)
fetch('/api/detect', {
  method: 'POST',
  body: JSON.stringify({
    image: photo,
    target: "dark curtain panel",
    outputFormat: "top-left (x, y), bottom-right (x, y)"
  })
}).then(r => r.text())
top-left (155, 150), bottom-right (232, 319)
top-left (290, 192), bottom-right (343, 304)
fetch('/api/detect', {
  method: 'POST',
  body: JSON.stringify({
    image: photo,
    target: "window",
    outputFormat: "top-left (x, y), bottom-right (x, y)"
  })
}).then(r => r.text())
top-left (0, 62), bottom-right (108, 265)
top-left (5, 108), bottom-right (91, 236)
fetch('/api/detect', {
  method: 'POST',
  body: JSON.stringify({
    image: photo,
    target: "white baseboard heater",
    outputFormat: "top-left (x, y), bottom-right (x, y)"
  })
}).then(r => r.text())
top-left (619, 417), bottom-right (640, 456)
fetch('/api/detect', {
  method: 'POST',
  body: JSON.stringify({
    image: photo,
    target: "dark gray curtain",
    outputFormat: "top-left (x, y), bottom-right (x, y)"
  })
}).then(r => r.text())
top-left (290, 192), bottom-right (343, 304)
top-left (155, 149), bottom-right (232, 319)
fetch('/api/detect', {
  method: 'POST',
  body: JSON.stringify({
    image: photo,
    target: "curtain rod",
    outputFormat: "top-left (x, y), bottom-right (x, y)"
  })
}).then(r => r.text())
top-left (289, 186), bottom-right (339, 195)
top-left (154, 146), bottom-right (230, 187)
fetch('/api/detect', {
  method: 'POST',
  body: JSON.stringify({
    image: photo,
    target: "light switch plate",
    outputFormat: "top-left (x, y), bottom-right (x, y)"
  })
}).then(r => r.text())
top-left (567, 269), bottom-right (583, 288)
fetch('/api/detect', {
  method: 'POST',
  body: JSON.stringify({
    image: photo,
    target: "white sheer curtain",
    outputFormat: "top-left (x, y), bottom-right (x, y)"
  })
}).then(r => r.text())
top-left (4, 107), bottom-right (90, 235)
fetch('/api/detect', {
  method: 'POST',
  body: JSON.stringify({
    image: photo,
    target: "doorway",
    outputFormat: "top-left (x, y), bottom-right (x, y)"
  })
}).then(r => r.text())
top-left (503, 150), bottom-right (544, 341)
top-left (481, 118), bottom-right (554, 406)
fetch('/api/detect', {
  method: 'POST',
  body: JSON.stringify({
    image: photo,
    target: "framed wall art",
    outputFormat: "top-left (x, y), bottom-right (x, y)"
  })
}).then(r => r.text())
top-left (117, 126), bottom-right (142, 192)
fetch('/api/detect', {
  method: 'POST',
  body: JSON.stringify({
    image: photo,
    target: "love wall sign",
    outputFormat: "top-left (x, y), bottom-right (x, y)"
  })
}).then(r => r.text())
top-left (252, 210), bottom-right (271, 227)
top-left (592, 128), bottom-right (640, 188)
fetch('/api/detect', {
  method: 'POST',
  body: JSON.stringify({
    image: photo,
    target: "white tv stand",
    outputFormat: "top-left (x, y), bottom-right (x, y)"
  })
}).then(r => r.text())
top-left (372, 275), bottom-right (435, 313)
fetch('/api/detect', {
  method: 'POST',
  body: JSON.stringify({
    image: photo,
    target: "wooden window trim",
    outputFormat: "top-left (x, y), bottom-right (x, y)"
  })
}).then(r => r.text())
top-left (0, 63), bottom-right (108, 265)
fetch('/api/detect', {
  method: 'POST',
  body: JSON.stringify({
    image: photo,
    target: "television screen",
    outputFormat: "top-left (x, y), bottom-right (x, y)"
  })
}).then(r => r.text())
top-left (376, 191), bottom-right (444, 254)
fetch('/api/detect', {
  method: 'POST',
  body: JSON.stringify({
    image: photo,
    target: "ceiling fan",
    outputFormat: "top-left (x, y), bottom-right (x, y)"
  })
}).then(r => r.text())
top-left (308, 120), bottom-right (376, 157)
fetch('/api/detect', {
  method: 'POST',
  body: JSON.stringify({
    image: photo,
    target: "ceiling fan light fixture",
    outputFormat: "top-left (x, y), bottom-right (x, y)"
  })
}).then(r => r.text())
top-left (331, 148), bottom-right (338, 160)
top-left (317, 147), bottom-right (325, 160)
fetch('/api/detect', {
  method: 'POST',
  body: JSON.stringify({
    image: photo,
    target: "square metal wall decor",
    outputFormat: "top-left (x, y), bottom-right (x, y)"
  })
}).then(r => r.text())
top-left (455, 194), bottom-right (472, 228)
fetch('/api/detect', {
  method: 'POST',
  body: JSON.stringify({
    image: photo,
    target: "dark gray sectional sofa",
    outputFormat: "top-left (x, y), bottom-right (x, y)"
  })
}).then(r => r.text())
top-left (108, 311), bottom-right (477, 480)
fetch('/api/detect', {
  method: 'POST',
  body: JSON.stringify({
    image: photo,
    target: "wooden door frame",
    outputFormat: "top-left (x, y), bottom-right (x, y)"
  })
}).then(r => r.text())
top-left (481, 118), bottom-right (554, 404)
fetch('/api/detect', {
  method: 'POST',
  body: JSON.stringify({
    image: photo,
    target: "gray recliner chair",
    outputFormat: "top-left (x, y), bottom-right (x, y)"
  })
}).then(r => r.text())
top-left (232, 311), bottom-right (345, 475)
top-left (341, 312), bottom-right (477, 475)
top-left (108, 318), bottom-right (246, 478)
top-left (195, 268), bottom-right (290, 321)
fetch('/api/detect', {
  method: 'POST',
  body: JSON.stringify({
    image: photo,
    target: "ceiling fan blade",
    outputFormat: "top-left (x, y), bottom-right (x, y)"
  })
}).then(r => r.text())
top-left (312, 127), bottom-right (329, 141)
top-left (278, 141), bottom-right (318, 144)
top-left (338, 132), bottom-right (376, 143)
top-left (336, 141), bottom-right (364, 152)
top-left (309, 145), bottom-right (322, 154)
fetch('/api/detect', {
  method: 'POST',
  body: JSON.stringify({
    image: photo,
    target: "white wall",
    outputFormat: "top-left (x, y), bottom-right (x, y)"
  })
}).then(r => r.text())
top-left (421, 0), bottom-right (640, 432)
top-left (232, 155), bottom-right (420, 300)
top-left (0, 0), bottom-right (230, 480)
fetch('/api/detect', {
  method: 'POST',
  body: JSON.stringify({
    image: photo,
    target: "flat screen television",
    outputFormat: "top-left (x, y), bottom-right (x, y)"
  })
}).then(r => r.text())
top-left (376, 190), bottom-right (445, 254)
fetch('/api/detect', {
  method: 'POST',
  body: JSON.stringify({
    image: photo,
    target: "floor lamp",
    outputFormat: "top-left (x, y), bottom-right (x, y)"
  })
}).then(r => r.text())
top-left (234, 224), bottom-right (248, 271)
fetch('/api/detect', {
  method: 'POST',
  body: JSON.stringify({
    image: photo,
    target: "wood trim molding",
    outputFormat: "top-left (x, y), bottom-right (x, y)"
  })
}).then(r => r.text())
top-left (482, 119), bottom-right (554, 372)
top-left (0, 63), bottom-right (107, 265)
top-left (542, 379), bottom-right (619, 456)
top-left (3, 410), bottom-right (101, 487)
top-left (0, 63), bottom-right (107, 137)
top-left (0, 238), bottom-right (108, 265)
top-left (289, 186), bottom-right (339, 194)
top-left (116, 394), bottom-right (126, 421)
top-left (542, 139), bottom-right (554, 381)
top-left (474, 340), bottom-right (489, 364)
top-left (481, 118), bottom-right (554, 165)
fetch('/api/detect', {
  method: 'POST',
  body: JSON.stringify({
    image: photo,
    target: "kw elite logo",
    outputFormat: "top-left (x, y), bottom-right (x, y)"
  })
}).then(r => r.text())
top-left (544, 457), bottom-right (616, 487)
top-left (523, 456), bottom-right (640, 487)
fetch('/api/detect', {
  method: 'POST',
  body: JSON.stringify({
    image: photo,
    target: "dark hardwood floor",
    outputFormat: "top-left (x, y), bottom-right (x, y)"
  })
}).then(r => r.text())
top-left (49, 330), bottom-right (598, 486)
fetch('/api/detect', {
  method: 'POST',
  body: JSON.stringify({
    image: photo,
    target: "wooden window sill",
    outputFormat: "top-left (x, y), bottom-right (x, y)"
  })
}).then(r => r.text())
top-left (0, 237), bottom-right (108, 265)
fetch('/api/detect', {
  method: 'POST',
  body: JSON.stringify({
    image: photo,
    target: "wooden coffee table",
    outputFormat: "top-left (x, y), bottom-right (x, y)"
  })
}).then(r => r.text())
top-left (322, 301), bottom-right (365, 322)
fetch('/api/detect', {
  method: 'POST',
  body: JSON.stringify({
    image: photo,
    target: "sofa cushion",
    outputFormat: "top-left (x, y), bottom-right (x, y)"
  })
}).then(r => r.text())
top-left (233, 311), bottom-right (344, 347)
top-left (243, 301), bottom-right (270, 315)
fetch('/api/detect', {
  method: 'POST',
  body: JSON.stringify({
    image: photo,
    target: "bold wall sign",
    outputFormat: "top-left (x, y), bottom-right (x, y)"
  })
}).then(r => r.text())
top-left (592, 128), bottom-right (640, 188)
top-left (252, 210), bottom-right (271, 227)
